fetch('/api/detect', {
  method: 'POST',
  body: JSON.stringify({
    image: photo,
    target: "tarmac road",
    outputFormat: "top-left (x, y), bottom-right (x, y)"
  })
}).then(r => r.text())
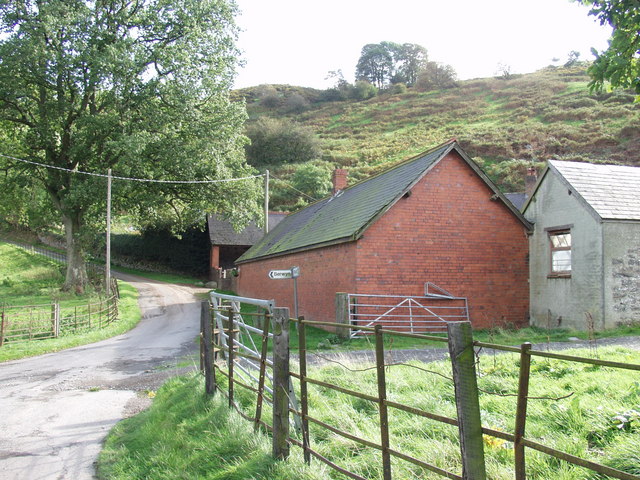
top-left (0, 273), bottom-right (207, 480)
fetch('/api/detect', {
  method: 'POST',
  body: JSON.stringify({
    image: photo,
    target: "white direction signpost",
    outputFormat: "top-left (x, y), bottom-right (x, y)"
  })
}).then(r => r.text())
top-left (268, 267), bottom-right (301, 318)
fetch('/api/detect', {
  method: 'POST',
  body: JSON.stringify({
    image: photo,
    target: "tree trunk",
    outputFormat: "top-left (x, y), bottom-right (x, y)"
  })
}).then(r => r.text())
top-left (62, 212), bottom-right (88, 293)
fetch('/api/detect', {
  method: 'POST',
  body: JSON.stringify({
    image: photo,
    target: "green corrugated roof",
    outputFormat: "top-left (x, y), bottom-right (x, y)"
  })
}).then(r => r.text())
top-left (238, 141), bottom-right (529, 263)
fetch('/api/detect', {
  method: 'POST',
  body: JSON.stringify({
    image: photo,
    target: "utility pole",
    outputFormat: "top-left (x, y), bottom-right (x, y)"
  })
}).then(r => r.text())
top-left (106, 168), bottom-right (112, 295)
top-left (264, 169), bottom-right (269, 234)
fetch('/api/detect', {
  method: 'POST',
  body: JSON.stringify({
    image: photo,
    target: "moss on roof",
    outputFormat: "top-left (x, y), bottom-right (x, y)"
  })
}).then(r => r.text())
top-left (237, 140), bottom-right (529, 263)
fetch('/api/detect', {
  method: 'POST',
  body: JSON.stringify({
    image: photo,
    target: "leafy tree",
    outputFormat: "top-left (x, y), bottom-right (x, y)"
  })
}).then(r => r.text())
top-left (355, 43), bottom-right (394, 88)
top-left (355, 42), bottom-right (428, 88)
top-left (291, 163), bottom-right (333, 200)
top-left (415, 62), bottom-right (458, 91)
top-left (564, 50), bottom-right (582, 67)
top-left (0, 0), bottom-right (260, 292)
top-left (391, 43), bottom-right (429, 86)
top-left (245, 118), bottom-right (321, 166)
top-left (351, 80), bottom-right (378, 100)
top-left (578, 0), bottom-right (640, 93)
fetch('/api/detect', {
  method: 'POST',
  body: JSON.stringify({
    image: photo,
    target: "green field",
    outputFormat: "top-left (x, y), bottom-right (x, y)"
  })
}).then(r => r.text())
top-left (98, 346), bottom-right (640, 479)
top-left (0, 241), bottom-right (141, 362)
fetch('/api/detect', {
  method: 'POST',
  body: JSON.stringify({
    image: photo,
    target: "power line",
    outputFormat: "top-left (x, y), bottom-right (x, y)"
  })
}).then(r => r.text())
top-left (269, 173), bottom-right (318, 202)
top-left (0, 152), bottom-right (264, 184)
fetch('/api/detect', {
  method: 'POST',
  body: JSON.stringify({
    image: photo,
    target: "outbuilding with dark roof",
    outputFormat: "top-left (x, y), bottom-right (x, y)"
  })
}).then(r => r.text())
top-left (237, 141), bottom-right (532, 329)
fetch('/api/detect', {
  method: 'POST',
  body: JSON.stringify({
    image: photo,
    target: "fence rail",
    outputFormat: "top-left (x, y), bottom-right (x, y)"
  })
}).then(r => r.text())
top-left (200, 298), bottom-right (640, 480)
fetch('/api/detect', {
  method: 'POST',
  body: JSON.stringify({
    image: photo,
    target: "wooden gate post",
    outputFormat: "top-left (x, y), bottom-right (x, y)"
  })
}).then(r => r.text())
top-left (447, 321), bottom-right (487, 480)
top-left (201, 301), bottom-right (216, 395)
top-left (335, 293), bottom-right (350, 339)
top-left (272, 307), bottom-right (290, 460)
top-left (514, 342), bottom-right (532, 479)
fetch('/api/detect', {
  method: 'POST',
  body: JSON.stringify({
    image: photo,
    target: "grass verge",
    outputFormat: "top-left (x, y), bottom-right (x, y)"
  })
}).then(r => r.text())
top-left (112, 265), bottom-right (205, 286)
top-left (0, 281), bottom-right (140, 362)
top-left (97, 373), bottom-right (328, 480)
top-left (103, 347), bottom-right (639, 479)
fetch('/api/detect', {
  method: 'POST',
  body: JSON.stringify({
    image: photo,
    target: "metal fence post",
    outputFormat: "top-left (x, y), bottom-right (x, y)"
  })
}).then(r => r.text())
top-left (272, 307), bottom-right (290, 460)
top-left (447, 321), bottom-right (487, 480)
top-left (514, 342), bottom-right (532, 479)
top-left (227, 308), bottom-right (235, 408)
top-left (335, 292), bottom-right (350, 339)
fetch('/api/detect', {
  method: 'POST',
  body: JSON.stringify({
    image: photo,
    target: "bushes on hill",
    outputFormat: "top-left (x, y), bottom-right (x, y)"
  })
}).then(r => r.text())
top-left (245, 117), bottom-right (321, 167)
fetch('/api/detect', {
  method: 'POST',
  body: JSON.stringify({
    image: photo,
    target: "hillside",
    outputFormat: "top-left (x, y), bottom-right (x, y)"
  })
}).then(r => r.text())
top-left (236, 66), bottom-right (640, 210)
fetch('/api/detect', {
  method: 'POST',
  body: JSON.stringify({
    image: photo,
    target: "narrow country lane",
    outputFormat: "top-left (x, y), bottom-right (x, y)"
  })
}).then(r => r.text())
top-left (0, 273), bottom-right (208, 480)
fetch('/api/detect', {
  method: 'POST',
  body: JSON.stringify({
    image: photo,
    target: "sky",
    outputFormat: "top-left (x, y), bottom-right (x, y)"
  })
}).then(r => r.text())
top-left (232, 0), bottom-right (613, 89)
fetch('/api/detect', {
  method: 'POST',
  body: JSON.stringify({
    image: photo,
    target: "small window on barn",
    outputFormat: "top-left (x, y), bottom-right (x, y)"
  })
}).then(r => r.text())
top-left (549, 229), bottom-right (571, 276)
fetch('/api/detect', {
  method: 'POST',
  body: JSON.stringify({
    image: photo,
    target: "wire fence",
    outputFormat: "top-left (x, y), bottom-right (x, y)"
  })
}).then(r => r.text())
top-left (0, 238), bottom-right (120, 346)
top-left (0, 291), bottom-right (119, 346)
top-left (200, 299), bottom-right (640, 480)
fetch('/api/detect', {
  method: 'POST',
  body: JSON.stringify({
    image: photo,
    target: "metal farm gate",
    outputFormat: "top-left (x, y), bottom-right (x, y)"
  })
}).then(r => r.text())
top-left (347, 283), bottom-right (469, 337)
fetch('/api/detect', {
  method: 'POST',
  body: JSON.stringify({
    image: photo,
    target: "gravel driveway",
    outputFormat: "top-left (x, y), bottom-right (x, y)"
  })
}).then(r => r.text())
top-left (0, 273), bottom-right (207, 480)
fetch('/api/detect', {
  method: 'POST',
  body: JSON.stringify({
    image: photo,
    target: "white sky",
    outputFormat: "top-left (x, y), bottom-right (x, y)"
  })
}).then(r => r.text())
top-left (232, 0), bottom-right (612, 89)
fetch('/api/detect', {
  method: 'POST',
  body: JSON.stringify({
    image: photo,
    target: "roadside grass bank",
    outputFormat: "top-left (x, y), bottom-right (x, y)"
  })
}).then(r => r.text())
top-left (97, 373), bottom-right (328, 480)
top-left (0, 241), bottom-right (141, 362)
top-left (0, 282), bottom-right (140, 362)
top-left (100, 346), bottom-right (640, 479)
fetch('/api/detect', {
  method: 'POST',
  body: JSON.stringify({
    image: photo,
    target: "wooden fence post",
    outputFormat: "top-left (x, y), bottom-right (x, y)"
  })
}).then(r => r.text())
top-left (335, 293), bottom-right (350, 339)
top-left (375, 325), bottom-right (392, 480)
top-left (272, 307), bottom-right (290, 460)
top-left (54, 303), bottom-right (60, 337)
top-left (51, 304), bottom-right (56, 338)
top-left (297, 316), bottom-right (311, 464)
top-left (254, 312), bottom-right (271, 431)
top-left (0, 310), bottom-right (5, 347)
top-left (447, 321), bottom-right (487, 480)
top-left (201, 301), bottom-right (215, 395)
top-left (514, 342), bottom-right (532, 480)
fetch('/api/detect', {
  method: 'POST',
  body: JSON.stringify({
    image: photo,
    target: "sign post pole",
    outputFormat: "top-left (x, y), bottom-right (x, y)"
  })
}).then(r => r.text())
top-left (268, 267), bottom-right (301, 320)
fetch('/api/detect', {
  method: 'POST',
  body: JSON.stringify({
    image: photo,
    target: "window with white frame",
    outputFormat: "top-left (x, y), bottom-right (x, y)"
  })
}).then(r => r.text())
top-left (548, 229), bottom-right (571, 275)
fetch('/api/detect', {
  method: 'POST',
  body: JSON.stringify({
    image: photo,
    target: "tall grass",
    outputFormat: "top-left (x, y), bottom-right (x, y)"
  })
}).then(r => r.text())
top-left (100, 346), bottom-right (640, 479)
top-left (98, 374), bottom-right (327, 480)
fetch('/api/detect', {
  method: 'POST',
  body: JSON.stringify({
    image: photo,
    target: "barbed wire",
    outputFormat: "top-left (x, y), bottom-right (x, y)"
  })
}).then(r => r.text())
top-left (0, 152), bottom-right (264, 184)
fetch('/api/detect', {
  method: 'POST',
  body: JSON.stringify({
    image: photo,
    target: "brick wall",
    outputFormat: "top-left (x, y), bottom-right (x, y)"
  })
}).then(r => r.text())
top-left (238, 150), bottom-right (529, 330)
top-left (355, 152), bottom-right (529, 328)
top-left (237, 242), bottom-right (357, 326)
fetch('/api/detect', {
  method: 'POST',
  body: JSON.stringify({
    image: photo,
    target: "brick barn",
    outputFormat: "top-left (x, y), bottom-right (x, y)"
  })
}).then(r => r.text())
top-left (236, 140), bottom-right (532, 329)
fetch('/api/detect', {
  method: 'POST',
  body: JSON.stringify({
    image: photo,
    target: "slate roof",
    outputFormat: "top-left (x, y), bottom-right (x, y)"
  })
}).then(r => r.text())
top-left (208, 212), bottom-right (287, 246)
top-left (544, 160), bottom-right (640, 221)
top-left (237, 140), bottom-right (530, 263)
top-left (504, 192), bottom-right (527, 211)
